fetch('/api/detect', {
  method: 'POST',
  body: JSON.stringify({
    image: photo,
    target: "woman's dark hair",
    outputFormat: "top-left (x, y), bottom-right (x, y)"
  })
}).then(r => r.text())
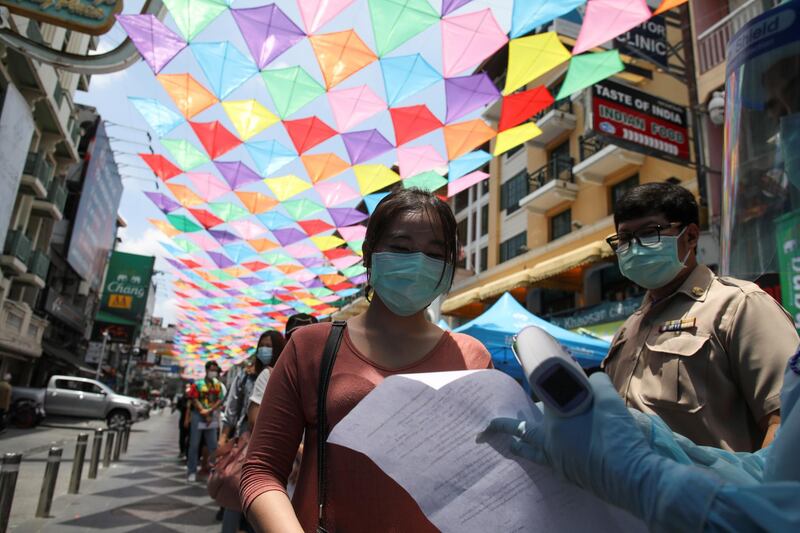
top-left (614, 182), bottom-right (699, 228)
top-left (363, 188), bottom-right (458, 290)
top-left (285, 313), bottom-right (318, 340)
top-left (257, 330), bottom-right (286, 368)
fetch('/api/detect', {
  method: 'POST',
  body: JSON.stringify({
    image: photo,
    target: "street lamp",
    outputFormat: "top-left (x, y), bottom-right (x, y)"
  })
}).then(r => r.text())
top-left (94, 331), bottom-right (110, 381)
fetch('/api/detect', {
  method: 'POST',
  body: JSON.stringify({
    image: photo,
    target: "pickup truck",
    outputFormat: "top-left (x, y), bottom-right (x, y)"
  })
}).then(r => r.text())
top-left (12, 375), bottom-right (150, 428)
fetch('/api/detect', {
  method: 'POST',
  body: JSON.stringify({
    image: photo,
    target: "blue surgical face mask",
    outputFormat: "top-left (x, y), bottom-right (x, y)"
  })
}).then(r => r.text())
top-left (256, 346), bottom-right (272, 365)
top-left (617, 228), bottom-right (690, 290)
top-left (370, 252), bottom-right (453, 317)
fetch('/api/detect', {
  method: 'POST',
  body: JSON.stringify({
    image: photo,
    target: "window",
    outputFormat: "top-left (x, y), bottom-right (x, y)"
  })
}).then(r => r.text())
top-left (454, 189), bottom-right (469, 212)
top-left (55, 379), bottom-right (83, 391)
top-left (541, 289), bottom-right (576, 315)
top-left (479, 247), bottom-right (488, 272)
top-left (504, 142), bottom-right (525, 159)
top-left (610, 174), bottom-right (640, 213)
top-left (499, 232), bottom-right (527, 263)
top-left (550, 209), bottom-right (572, 241)
top-left (480, 178), bottom-right (489, 195)
top-left (500, 171), bottom-right (529, 215)
top-left (457, 219), bottom-right (468, 246)
top-left (480, 204), bottom-right (489, 237)
top-left (81, 382), bottom-right (105, 394)
top-left (550, 140), bottom-right (570, 161)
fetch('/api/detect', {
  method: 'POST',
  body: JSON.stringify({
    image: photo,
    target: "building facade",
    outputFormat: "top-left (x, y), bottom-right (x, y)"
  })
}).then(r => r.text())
top-left (0, 14), bottom-right (99, 384)
top-left (442, 5), bottom-right (704, 340)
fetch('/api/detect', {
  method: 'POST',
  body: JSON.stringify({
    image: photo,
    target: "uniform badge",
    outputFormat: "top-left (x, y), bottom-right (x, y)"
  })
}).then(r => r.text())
top-left (691, 287), bottom-right (705, 297)
top-left (659, 317), bottom-right (697, 333)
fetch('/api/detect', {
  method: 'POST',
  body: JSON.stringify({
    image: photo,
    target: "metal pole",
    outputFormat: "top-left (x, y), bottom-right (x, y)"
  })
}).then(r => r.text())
top-left (88, 429), bottom-right (103, 479)
top-left (0, 453), bottom-right (22, 533)
top-left (112, 428), bottom-right (122, 462)
top-left (121, 422), bottom-right (130, 454)
top-left (35, 447), bottom-right (62, 518)
top-left (67, 434), bottom-right (88, 494)
top-left (102, 431), bottom-right (115, 468)
top-left (94, 332), bottom-right (109, 381)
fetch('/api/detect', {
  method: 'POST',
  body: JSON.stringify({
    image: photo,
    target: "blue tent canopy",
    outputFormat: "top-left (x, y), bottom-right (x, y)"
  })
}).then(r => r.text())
top-left (454, 292), bottom-right (610, 381)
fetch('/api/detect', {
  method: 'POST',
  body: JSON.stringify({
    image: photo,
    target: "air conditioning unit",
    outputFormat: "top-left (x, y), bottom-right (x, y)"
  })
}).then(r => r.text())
top-left (77, 280), bottom-right (90, 296)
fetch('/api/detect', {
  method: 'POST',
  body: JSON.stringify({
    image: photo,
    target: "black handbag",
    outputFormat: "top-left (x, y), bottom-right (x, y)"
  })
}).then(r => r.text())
top-left (316, 321), bottom-right (346, 533)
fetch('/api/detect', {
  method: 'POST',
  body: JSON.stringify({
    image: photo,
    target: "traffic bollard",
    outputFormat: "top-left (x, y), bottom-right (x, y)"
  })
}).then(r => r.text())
top-left (122, 422), bottom-right (131, 454)
top-left (68, 434), bottom-right (88, 494)
top-left (103, 430), bottom-right (115, 468)
top-left (88, 429), bottom-right (103, 479)
top-left (112, 427), bottom-right (122, 462)
top-left (35, 447), bottom-right (62, 518)
top-left (0, 453), bottom-right (22, 533)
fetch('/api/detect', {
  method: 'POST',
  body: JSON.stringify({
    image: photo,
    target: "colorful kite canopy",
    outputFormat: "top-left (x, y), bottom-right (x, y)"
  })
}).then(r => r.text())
top-left (118, 0), bottom-right (673, 373)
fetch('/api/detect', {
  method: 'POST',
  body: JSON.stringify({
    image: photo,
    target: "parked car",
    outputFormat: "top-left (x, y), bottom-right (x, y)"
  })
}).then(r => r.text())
top-left (13, 375), bottom-right (151, 428)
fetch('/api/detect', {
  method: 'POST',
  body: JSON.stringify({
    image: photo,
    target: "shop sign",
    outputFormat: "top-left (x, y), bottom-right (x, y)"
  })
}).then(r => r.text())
top-left (614, 16), bottom-right (668, 68)
top-left (44, 289), bottom-right (86, 332)
top-left (94, 251), bottom-right (154, 342)
top-left (0, 84), bottom-right (35, 247)
top-left (0, 0), bottom-right (123, 36)
top-left (67, 123), bottom-right (124, 290)
top-left (591, 79), bottom-right (690, 161)
top-left (549, 296), bottom-right (643, 330)
top-left (775, 209), bottom-right (800, 334)
top-left (85, 341), bottom-right (104, 364)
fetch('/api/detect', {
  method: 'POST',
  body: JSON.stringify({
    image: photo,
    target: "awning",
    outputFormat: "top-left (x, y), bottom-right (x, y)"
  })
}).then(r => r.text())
top-left (42, 342), bottom-right (98, 375)
top-left (94, 310), bottom-right (139, 326)
top-left (441, 240), bottom-right (613, 314)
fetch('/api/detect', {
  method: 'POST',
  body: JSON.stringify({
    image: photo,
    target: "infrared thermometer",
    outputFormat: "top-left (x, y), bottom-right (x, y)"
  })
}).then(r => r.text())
top-left (512, 326), bottom-right (593, 417)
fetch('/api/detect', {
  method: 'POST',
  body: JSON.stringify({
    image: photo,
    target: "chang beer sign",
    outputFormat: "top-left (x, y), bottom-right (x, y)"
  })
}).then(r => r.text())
top-left (1, 0), bottom-right (122, 35)
top-left (775, 209), bottom-right (800, 334)
top-left (100, 251), bottom-right (154, 324)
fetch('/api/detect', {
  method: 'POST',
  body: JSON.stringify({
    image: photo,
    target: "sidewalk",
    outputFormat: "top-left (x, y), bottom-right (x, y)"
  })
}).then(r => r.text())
top-left (10, 410), bottom-right (221, 533)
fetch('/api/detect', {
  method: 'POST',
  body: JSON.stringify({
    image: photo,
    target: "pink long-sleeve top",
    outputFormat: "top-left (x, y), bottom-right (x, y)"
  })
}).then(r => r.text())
top-left (240, 321), bottom-right (492, 532)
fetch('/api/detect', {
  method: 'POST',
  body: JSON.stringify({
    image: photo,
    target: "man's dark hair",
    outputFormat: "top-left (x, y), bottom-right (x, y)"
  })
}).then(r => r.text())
top-left (205, 360), bottom-right (220, 371)
top-left (285, 313), bottom-right (318, 340)
top-left (363, 188), bottom-right (458, 290)
top-left (614, 182), bottom-right (699, 228)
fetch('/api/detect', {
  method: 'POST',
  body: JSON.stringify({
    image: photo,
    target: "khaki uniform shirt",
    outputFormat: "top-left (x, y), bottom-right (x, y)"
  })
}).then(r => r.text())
top-left (0, 381), bottom-right (11, 411)
top-left (602, 264), bottom-right (800, 452)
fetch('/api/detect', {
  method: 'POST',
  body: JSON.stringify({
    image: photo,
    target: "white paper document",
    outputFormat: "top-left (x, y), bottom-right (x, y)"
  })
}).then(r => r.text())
top-left (328, 370), bottom-right (647, 533)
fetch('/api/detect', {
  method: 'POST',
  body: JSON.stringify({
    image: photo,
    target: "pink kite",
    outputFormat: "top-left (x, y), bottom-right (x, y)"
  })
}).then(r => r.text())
top-left (397, 145), bottom-right (446, 179)
top-left (327, 85), bottom-right (386, 132)
top-left (441, 9), bottom-right (507, 77)
top-left (573, 0), bottom-right (652, 55)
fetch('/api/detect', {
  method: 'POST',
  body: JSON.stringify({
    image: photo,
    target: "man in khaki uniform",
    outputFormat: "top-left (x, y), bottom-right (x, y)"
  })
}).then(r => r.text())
top-left (602, 183), bottom-right (799, 452)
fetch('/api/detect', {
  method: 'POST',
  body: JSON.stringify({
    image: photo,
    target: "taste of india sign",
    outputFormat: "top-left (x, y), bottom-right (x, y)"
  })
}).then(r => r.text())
top-left (1, 0), bottom-right (122, 35)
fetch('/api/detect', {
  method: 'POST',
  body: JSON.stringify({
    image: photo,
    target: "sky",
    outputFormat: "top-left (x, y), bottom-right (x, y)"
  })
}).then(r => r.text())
top-left (73, 0), bottom-right (517, 326)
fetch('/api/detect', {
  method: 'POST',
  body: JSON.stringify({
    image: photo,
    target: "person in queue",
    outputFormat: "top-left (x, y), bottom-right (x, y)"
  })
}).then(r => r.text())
top-left (216, 330), bottom-right (284, 532)
top-left (187, 360), bottom-right (224, 482)
top-left (488, 344), bottom-right (800, 532)
top-left (240, 188), bottom-right (492, 532)
top-left (602, 182), bottom-right (799, 451)
top-left (284, 313), bottom-right (318, 342)
top-left (246, 330), bottom-right (287, 427)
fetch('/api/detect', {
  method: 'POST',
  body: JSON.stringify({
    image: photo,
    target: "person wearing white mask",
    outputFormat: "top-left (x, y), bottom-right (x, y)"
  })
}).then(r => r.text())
top-left (603, 182), bottom-right (799, 451)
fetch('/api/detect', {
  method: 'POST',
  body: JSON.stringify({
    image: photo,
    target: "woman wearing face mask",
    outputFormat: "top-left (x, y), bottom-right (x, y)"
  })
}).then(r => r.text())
top-left (240, 188), bottom-right (492, 532)
top-left (218, 330), bottom-right (285, 533)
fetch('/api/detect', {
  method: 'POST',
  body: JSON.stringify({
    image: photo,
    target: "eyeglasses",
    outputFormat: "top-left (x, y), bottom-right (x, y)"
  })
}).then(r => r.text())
top-left (606, 223), bottom-right (684, 253)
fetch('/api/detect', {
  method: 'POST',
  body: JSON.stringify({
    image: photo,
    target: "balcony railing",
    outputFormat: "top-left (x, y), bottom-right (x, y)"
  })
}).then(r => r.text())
top-left (24, 153), bottom-right (55, 190)
top-left (697, 0), bottom-right (780, 73)
top-left (579, 135), bottom-right (610, 161)
top-left (534, 98), bottom-right (574, 122)
top-left (529, 156), bottom-right (575, 189)
top-left (47, 181), bottom-right (68, 214)
top-left (25, 21), bottom-right (44, 44)
top-left (3, 230), bottom-right (33, 264)
top-left (27, 250), bottom-right (50, 281)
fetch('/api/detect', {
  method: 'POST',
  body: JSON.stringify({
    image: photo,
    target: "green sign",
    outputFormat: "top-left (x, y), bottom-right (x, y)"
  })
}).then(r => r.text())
top-left (97, 251), bottom-right (155, 337)
top-left (775, 209), bottom-right (800, 334)
top-left (1, 0), bottom-right (122, 36)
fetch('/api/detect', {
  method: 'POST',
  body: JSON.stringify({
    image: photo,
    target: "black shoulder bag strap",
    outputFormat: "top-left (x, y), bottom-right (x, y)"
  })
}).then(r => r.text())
top-left (317, 321), bottom-right (346, 533)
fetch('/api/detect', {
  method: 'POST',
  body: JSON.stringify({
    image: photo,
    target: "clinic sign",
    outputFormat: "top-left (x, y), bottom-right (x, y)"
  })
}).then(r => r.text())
top-left (776, 210), bottom-right (800, 334)
top-left (614, 16), bottom-right (668, 69)
top-left (591, 79), bottom-right (690, 161)
top-left (0, 0), bottom-right (122, 35)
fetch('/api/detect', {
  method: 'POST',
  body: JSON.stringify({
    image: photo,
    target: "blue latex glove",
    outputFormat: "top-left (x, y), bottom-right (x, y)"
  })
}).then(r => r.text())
top-left (487, 373), bottom-right (722, 533)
